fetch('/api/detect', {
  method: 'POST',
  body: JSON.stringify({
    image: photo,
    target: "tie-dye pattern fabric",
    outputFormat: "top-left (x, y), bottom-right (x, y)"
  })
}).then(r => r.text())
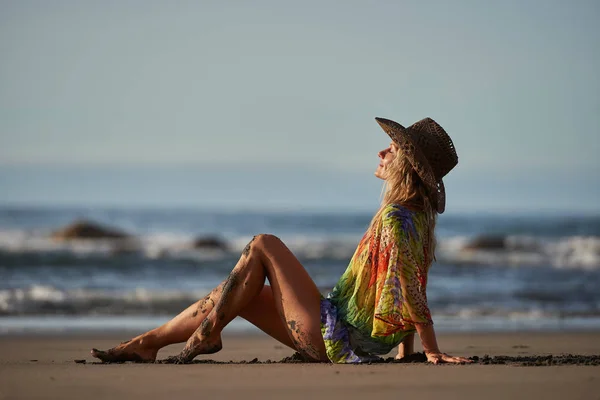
top-left (320, 203), bottom-right (433, 363)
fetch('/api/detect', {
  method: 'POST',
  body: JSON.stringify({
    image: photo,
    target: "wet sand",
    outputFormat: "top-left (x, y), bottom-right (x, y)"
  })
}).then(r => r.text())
top-left (1, 331), bottom-right (599, 399)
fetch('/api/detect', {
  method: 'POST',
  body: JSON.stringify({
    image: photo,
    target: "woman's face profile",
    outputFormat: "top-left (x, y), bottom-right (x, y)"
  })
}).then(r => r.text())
top-left (374, 142), bottom-right (399, 180)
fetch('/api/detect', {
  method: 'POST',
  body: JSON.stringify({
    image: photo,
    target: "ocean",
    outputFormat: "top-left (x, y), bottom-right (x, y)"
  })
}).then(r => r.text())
top-left (1, 206), bottom-right (599, 334)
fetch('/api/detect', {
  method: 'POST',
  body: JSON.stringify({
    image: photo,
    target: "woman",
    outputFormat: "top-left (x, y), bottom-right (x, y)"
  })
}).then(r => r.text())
top-left (91, 117), bottom-right (471, 365)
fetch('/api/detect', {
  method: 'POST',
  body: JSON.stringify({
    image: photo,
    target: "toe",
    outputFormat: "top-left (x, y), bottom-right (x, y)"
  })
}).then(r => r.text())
top-left (91, 348), bottom-right (108, 361)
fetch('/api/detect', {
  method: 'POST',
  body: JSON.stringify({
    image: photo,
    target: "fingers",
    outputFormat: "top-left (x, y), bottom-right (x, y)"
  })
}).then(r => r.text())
top-left (442, 354), bottom-right (473, 364)
top-left (455, 356), bottom-right (473, 363)
top-left (426, 353), bottom-right (443, 364)
top-left (427, 352), bottom-right (473, 364)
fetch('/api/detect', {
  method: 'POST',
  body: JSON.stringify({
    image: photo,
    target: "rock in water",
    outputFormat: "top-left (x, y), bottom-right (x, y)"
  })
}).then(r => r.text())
top-left (51, 220), bottom-right (130, 240)
top-left (463, 235), bottom-right (506, 251)
top-left (192, 236), bottom-right (229, 251)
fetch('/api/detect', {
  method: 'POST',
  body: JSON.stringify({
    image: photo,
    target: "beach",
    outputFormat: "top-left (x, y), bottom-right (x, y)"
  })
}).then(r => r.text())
top-left (1, 208), bottom-right (599, 399)
top-left (3, 0), bottom-right (600, 398)
top-left (1, 331), bottom-right (599, 399)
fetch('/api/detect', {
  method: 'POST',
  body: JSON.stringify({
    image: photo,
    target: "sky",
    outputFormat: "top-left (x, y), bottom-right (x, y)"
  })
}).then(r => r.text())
top-left (1, 0), bottom-right (599, 213)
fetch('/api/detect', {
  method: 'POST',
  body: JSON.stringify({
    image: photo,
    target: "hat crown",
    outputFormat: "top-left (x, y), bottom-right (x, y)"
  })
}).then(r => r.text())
top-left (374, 116), bottom-right (458, 213)
top-left (407, 118), bottom-right (458, 180)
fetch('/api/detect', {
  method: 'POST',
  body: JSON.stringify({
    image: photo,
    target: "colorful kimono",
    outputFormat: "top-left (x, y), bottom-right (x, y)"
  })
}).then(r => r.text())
top-left (320, 203), bottom-right (433, 363)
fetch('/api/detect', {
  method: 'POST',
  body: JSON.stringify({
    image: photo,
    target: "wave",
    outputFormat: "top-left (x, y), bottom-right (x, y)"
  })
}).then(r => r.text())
top-left (1, 284), bottom-right (598, 318)
top-left (0, 229), bottom-right (599, 269)
top-left (0, 285), bottom-right (208, 316)
top-left (437, 234), bottom-right (600, 270)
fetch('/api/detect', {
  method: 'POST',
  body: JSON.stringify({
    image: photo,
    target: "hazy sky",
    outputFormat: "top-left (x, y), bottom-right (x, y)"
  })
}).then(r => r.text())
top-left (1, 0), bottom-right (598, 212)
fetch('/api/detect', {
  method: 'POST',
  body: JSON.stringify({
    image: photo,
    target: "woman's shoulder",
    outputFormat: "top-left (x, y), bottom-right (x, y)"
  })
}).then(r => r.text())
top-left (381, 203), bottom-right (424, 218)
top-left (380, 203), bottom-right (427, 235)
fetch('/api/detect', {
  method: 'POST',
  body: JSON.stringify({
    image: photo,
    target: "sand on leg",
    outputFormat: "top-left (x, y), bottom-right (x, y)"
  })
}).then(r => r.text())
top-left (91, 234), bottom-right (325, 362)
top-left (91, 282), bottom-right (225, 362)
top-left (173, 234), bottom-right (327, 362)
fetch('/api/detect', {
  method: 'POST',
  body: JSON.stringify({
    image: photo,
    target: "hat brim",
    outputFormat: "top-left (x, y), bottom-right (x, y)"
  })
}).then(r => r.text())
top-left (375, 117), bottom-right (446, 213)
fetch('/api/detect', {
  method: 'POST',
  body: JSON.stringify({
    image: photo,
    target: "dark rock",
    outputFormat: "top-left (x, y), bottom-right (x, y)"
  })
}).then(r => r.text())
top-left (51, 220), bottom-right (130, 240)
top-left (463, 235), bottom-right (506, 251)
top-left (192, 236), bottom-right (229, 251)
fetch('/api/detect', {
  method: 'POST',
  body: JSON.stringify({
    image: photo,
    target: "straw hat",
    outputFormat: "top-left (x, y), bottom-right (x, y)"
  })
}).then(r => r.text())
top-left (375, 117), bottom-right (458, 214)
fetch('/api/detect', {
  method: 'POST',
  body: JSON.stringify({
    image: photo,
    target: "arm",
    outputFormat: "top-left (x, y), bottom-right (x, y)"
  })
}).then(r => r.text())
top-left (415, 323), bottom-right (471, 364)
top-left (394, 229), bottom-right (470, 364)
top-left (415, 323), bottom-right (439, 354)
top-left (380, 207), bottom-right (471, 364)
top-left (395, 311), bottom-right (471, 364)
top-left (395, 332), bottom-right (414, 359)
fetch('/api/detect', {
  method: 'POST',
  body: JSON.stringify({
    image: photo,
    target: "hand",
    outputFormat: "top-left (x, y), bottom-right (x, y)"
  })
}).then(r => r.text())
top-left (426, 351), bottom-right (473, 364)
top-left (395, 350), bottom-right (414, 360)
top-left (396, 333), bottom-right (414, 360)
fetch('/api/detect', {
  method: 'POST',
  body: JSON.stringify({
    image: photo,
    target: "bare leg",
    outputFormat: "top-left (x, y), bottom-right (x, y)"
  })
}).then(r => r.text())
top-left (91, 234), bottom-right (324, 362)
top-left (91, 283), bottom-right (224, 362)
top-left (171, 234), bottom-right (327, 362)
top-left (91, 283), bottom-right (297, 362)
top-left (239, 285), bottom-right (296, 349)
top-left (139, 283), bottom-right (297, 350)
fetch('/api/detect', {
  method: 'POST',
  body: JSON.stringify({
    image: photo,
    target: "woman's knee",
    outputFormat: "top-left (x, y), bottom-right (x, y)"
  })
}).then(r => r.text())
top-left (252, 233), bottom-right (283, 251)
top-left (241, 234), bottom-right (283, 259)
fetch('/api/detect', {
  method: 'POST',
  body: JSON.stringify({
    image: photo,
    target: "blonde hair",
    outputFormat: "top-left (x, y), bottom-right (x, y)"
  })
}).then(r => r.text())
top-left (367, 150), bottom-right (437, 263)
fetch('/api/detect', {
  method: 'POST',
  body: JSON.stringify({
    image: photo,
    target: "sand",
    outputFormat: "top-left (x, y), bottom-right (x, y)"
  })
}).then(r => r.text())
top-left (1, 331), bottom-right (599, 399)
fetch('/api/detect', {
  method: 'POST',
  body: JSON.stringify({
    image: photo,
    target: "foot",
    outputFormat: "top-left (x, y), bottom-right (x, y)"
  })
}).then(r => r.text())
top-left (91, 338), bottom-right (158, 363)
top-left (163, 334), bottom-right (223, 364)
